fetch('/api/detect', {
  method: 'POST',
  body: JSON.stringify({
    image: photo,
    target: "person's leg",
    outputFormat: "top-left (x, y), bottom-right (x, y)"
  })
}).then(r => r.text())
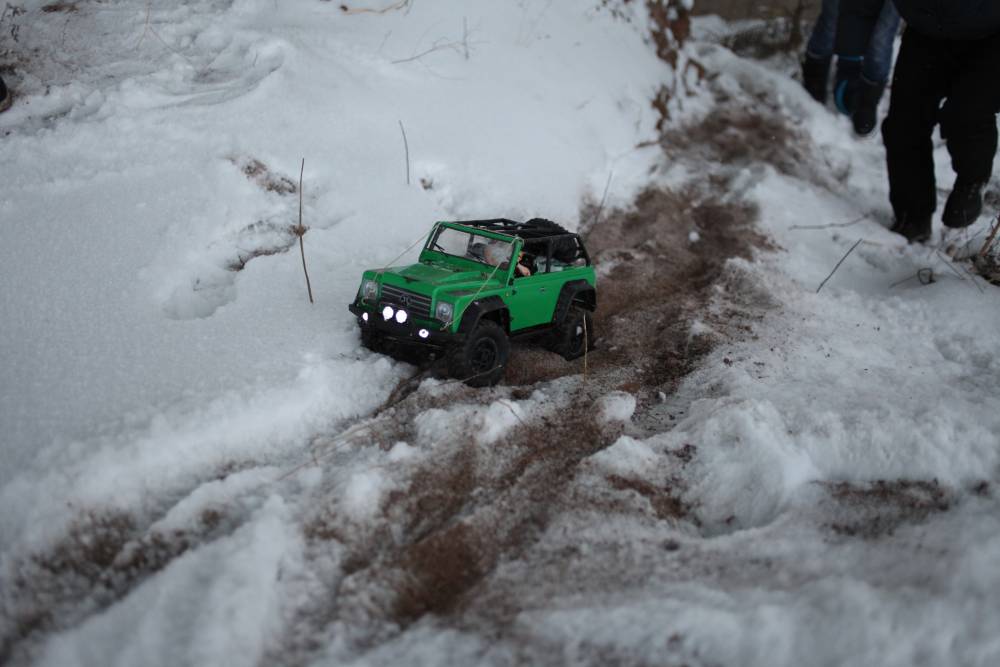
top-left (881, 28), bottom-right (950, 241)
top-left (862, 1), bottom-right (900, 85)
top-left (940, 32), bottom-right (1000, 227)
top-left (806, 0), bottom-right (840, 59)
top-left (852, 2), bottom-right (901, 135)
top-left (803, 0), bottom-right (840, 103)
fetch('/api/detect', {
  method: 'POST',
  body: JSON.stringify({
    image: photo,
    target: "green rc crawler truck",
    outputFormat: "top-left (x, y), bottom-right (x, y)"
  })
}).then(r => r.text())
top-left (348, 218), bottom-right (596, 386)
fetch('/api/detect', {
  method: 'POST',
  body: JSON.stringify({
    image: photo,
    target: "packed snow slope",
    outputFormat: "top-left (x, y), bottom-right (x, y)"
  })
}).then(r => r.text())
top-left (3, 2), bottom-right (1000, 667)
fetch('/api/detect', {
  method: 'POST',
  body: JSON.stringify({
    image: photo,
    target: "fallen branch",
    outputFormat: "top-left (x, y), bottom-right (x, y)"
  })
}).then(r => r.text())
top-left (816, 237), bottom-right (863, 293)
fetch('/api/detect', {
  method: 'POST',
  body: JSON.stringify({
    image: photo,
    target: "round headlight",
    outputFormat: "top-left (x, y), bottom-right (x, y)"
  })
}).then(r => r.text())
top-left (362, 279), bottom-right (378, 301)
top-left (362, 312), bottom-right (369, 322)
top-left (395, 309), bottom-right (408, 324)
top-left (435, 301), bottom-right (453, 322)
top-left (382, 306), bottom-right (394, 320)
top-left (418, 329), bottom-right (430, 339)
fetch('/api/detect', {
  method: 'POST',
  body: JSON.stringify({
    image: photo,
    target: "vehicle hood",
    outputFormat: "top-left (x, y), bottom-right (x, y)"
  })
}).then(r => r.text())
top-left (381, 262), bottom-right (502, 293)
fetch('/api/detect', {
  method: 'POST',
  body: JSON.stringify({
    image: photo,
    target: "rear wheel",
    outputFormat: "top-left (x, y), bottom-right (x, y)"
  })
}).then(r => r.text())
top-left (448, 320), bottom-right (510, 387)
top-left (549, 305), bottom-right (593, 361)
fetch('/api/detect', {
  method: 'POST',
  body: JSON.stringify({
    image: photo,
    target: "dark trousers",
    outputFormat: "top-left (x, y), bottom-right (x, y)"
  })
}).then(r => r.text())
top-left (881, 28), bottom-right (1000, 218)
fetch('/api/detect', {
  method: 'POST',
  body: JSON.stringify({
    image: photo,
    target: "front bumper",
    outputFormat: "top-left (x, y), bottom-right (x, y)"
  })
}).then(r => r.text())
top-left (348, 301), bottom-right (460, 347)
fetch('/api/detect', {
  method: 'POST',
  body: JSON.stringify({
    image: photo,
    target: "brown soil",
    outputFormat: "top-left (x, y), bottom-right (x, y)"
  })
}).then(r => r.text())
top-left (824, 479), bottom-right (954, 539)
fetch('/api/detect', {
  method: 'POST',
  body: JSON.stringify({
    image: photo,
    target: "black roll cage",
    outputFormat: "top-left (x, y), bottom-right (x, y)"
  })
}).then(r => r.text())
top-left (447, 218), bottom-right (591, 273)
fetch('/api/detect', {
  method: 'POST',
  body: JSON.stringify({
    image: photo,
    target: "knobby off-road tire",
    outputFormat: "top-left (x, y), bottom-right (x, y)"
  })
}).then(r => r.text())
top-left (448, 320), bottom-right (510, 387)
top-left (550, 305), bottom-right (594, 361)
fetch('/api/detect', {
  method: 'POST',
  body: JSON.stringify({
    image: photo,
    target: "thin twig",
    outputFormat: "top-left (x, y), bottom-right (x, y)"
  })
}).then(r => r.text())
top-left (934, 250), bottom-right (976, 291)
top-left (790, 213), bottom-right (868, 231)
top-left (297, 158), bottom-right (314, 304)
top-left (341, 0), bottom-right (409, 15)
top-left (391, 37), bottom-right (463, 64)
top-left (959, 263), bottom-right (987, 294)
top-left (497, 399), bottom-right (527, 427)
top-left (593, 171), bottom-right (613, 228)
top-left (979, 216), bottom-right (1000, 259)
top-left (462, 16), bottom-right (469, 60)
top-left (398, 120), bottom-right (410, 186)
top-left (816, 237), bottom-right (863, 293)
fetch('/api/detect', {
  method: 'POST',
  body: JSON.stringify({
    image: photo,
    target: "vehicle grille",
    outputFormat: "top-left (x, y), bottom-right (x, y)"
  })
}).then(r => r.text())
top-left (380, 285), bottom-right (433, 320)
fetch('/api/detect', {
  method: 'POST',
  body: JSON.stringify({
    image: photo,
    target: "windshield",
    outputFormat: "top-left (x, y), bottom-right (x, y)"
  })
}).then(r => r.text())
top-left (427, 226), bottom-right (514, 269)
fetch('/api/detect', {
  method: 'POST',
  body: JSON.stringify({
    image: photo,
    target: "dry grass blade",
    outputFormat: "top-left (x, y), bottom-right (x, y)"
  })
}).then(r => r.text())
top-left (979, 216), bottom-right (1000, 259)
top-left (340, 0), bottom-right (409, 15)
top-left (296, 158), bottom-right (314, 304)
top-left (816, 237), bottom-right (863, 293)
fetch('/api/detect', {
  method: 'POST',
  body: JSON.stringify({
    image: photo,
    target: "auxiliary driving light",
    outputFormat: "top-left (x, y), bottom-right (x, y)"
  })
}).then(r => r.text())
top-left (418, 329), bottom-right (430, 339)
top-left (395, 309), bottom-right (408, 324)
top-left (362, 312), bottom-right (369, 322)
top-left (382, 306), bottom-right (394, 320)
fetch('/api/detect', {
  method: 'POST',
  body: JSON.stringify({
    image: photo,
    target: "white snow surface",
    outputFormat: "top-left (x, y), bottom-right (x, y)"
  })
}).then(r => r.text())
top-left (2, 3), bottom-right (1000, 666)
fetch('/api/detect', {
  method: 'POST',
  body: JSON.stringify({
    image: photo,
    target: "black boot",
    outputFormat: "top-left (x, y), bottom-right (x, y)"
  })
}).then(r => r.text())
top-left (834, 58), bottom-right (862, 115)
top-left (942, 180), bottom-right (985, 228)
top-left (851, 77), bottom-right (885, 137)
top-left (0, 75), bottom-right (10, 113)
top-left (890, 211), bottom-right (932, 244)
top-left (802, 54), bottom-right (831, 105)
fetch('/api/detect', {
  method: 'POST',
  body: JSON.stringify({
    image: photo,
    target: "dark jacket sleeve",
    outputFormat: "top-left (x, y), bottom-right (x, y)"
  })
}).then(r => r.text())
top-left (835, 0), bottom-right (886, 57)
top-left (893, 0), bottom-right (1000, 41)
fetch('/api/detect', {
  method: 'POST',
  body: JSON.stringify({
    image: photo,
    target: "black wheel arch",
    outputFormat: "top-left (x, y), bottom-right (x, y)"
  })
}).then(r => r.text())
top-left (457, 295), bottom-right (510, 334)
top-left (552, 280), bottom-right (596, 325)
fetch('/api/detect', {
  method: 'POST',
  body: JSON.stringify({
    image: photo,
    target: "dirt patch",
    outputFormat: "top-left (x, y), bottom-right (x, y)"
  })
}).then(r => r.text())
top-left (824, 479), bottom-right (954, 539)
top-left (578, 179), bottom-right (767, 393)
top-left (230, 156), bottom-right (298, 195)
top-left (607, 474), bottom-right (693, 521)
top-left (41, 2), bottom-right (78, 13)
top-left (392, 522), bottom-right (489, 621)
top-left (665, 105), bottom-right (811, 178)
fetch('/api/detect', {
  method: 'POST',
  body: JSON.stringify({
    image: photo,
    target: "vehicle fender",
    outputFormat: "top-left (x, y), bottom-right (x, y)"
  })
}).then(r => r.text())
top-left (457, 295), bottom-right (510, 334)
top-left (552, 280), bottom-right (596, 325)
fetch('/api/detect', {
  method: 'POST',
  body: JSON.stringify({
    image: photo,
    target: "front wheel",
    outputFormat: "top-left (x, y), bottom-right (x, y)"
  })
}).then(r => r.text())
top-left (360, 326), bottom-right (384, 353)
top-left (448, 320), bottom-right (510, 387)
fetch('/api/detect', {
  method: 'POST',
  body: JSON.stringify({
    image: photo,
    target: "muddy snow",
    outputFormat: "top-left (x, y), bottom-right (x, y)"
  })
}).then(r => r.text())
top-left (2, 2), bottom-right (1000, 666)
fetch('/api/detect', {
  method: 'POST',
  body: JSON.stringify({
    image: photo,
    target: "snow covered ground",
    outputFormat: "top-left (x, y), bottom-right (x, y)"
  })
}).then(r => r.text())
top-left (2, 2), bottom-right (1000, 666)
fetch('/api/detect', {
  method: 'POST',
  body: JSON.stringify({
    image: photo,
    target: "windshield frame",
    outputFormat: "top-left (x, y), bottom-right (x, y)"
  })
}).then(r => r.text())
top-left (421, 223), bottom-right (521, 272)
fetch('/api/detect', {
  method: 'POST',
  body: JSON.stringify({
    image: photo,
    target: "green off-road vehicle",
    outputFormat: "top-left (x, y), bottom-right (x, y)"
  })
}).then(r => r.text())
top-left (348, 218), bottom-right (596, 386)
